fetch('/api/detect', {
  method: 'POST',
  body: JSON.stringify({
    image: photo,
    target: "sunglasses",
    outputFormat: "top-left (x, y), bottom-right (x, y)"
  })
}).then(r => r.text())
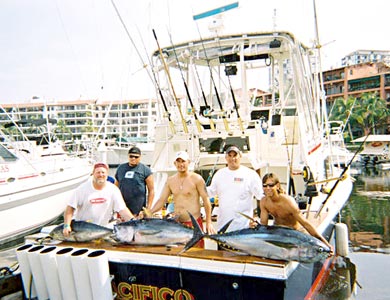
top-left (129, 155), bottom-right (140, 159)
top-left (263, 183), bottom-right (277, 188)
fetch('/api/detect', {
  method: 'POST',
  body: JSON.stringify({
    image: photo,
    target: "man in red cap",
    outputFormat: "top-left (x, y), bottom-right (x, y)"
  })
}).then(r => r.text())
top-left (62, 162), bottom-right (134, 236)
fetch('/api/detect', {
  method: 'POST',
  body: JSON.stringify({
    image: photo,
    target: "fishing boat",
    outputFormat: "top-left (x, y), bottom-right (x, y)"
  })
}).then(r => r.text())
top-left (9, 3), bottom-right (356, 300)
top-left (353, 134), bottom-right (390, 167)
top-left (326, 121), bottom-right (361, 167)
top-left (0, 120), bottom-right (92, 247)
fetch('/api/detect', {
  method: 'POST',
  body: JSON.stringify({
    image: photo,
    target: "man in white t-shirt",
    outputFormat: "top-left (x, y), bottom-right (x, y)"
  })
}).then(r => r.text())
top-left (207, 146), bottom-right (263, 232)
top-left (62, 162), bottom-right (134, 236)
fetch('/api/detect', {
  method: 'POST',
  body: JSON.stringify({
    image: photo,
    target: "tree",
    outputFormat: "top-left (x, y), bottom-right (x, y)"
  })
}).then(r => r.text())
top-left (328, 93), bottom-right (390, 140)
top-left (352, 93), bottom-right (389, 135)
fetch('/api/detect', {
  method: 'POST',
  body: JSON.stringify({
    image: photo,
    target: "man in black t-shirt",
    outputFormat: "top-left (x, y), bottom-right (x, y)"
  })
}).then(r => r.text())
top-left (115, 146), bottom-right (155, 215)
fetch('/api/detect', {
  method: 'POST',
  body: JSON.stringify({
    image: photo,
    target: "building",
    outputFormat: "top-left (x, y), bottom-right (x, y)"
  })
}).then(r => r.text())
top-left (0, 98), bottom-right (157, 142)
top-left (341, 50), bottom-right (390, 66)
top-left (323, 50), bottom-right (390, 136)
top-left (323, 61), bottom-right (390, 104)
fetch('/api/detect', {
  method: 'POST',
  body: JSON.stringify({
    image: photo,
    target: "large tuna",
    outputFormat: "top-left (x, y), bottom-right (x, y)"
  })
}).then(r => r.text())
top-left (113, 214), bottom-right (203, 249)
top-left (205, 225), bottom-right (331, 263)
top-left (49, 220), bottom-right (113, 242)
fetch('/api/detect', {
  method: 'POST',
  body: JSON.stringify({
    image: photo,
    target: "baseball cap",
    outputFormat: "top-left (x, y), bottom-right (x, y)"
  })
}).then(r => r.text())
top-left (225, 146), bottom-right (241, 155)
top-left (93, 162), bottom-right (108, 171)
top-left (128, 146), bottom-right (141, 155)
top-left (175, 151), bottom-right (189, 161)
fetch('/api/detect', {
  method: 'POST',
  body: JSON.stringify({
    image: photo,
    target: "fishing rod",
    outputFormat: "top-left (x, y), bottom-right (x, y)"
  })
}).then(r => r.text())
top-left (152, 29), bottom-right (189, 134)
top-left (167, 30), bottom-right (203, 133)
top-left (192, 58), bottom-right (216, 131)
top-left (110, 0), bottom-right (176, 134)
top-left (135, 26), bottom-right (176, 135)
top-left (214, 37), bottom-right (244, 133)
top-left (193, 23), bottom-right (230, 132)
top-left (314, 117), bottom-right (384, 218)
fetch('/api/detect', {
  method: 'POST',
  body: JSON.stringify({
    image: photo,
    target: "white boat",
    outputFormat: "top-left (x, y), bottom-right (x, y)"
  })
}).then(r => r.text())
top-left (353, 134), bottom-right (390, 166)
top-left (326, 121), bottom-right (361, 167)
top-left (0, 127), bottom-right (92, 246)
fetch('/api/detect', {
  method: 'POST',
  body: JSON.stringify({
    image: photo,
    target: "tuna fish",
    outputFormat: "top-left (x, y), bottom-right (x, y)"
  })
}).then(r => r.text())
top-left (205, 225), bottom-right (331, 263)
top-left (113, 214), bottom-right (203, 249)
top-left (49, 220), bottom-right (113, 242)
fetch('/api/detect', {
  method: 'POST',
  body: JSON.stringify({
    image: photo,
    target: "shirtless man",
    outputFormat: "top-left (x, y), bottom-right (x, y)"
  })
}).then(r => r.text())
top-left (259, 173), bottom-right (333, 251)
top-left (146, 151), bottom-right (215, 236)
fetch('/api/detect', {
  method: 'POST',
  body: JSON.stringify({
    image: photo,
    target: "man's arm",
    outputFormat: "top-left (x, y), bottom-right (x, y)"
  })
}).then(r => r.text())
top-left (145, 174), bottom-right (155, 208)
top-left (146, 181), bottom-right (171, 215)
top-left (117, 207), bottom-right (135, 221)
top-left (63, 206), bottom-right (75, 237)
top-left (259, 198), bottom-right (269, 225)
top-left (197, 178), bottom-right (216, 234)
top-left (295, 212), bottom-right (333, 251)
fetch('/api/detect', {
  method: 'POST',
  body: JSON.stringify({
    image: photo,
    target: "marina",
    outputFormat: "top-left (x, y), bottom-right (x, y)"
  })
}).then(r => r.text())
top-left (1, 1), bottom-right (390, 300)
top-left (2, 8), bottom-right (356, 300)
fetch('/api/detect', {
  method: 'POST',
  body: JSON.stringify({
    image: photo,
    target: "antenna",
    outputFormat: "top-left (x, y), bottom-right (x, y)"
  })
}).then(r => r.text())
top-left (193, 2), bottom-right (239, 35)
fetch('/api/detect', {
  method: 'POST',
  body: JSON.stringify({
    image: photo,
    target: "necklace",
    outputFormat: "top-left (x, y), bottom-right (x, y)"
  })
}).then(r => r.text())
top-left (179, 176), bottom-right (187, 190)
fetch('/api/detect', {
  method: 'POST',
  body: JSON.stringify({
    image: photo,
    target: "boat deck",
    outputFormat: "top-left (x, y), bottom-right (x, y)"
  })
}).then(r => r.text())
top-left (25, 234), bottom-right (297, 280)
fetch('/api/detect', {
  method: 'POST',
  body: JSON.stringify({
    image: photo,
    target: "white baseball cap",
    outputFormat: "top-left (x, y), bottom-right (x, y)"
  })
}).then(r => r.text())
top-left (175, 151), bottom-right (189, 161)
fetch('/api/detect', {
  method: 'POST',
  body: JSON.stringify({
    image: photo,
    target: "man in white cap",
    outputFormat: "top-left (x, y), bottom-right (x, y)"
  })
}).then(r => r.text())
top-left (146, 151), bottom-right (215, 245)
top-left (207, 145), bottom-right (263, 232)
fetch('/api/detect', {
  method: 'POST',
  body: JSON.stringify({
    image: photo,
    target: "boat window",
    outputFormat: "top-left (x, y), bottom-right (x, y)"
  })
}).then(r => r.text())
top-left (0, 144), bottom-right (18, 162)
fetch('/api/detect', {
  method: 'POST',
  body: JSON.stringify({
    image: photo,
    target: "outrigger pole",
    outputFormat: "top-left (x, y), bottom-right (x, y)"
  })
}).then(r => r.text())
top-left (135, 26), bottom-right (176, 135)
top-left (192, 59), bottom-right (216, 131)
top-left (193, 25), bottom-right (230, 132)
top-left (153, 29), bottom-right (189, 134)
top-left (167, 30), bottom-right (203, 133)
top-left (110, 0), bottom-right (176, 134)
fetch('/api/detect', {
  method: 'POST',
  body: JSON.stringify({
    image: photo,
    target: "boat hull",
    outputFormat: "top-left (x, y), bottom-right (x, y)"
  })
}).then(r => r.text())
top-left (0, 151), bottom-right (91, 246)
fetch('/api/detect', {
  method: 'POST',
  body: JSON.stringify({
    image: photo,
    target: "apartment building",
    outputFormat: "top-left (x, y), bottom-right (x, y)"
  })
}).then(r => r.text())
top-left (0, 98), bottom-right (157, 142)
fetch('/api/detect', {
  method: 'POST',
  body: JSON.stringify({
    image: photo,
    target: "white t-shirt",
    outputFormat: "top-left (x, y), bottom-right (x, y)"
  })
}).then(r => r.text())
top-left (68, 179), bottom-right (127, 226)
top-left (207, 166), bottom-right (263, 232)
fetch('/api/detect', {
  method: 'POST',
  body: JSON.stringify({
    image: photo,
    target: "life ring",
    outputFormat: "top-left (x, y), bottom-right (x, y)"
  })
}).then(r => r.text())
top-left (371, 142), bottom-right (383, 147)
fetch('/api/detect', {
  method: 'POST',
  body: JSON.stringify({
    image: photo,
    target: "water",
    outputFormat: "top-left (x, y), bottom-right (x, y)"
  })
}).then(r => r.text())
top-left (341, 167), bottom-right (390, 299)
top-left (1, 167), bottom-right (389, 299)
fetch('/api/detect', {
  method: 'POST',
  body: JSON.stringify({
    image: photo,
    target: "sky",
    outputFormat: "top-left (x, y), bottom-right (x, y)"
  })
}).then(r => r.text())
top-left (0, 0), bottom-right (389, 103)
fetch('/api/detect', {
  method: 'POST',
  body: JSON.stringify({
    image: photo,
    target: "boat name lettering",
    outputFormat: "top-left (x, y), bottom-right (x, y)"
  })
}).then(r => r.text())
top-left (0, 165), bottom-right (9, 173)
top-left (117, 282), bottom-right (194, 300)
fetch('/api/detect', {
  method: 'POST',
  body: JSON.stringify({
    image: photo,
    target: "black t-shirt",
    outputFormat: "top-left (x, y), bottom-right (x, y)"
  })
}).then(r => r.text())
top-left (115, 162), bottom-right (152, 214)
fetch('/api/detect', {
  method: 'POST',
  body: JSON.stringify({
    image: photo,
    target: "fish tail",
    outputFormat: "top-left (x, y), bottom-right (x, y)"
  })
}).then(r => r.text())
top-left (180, 213), bottom-right (205, 254)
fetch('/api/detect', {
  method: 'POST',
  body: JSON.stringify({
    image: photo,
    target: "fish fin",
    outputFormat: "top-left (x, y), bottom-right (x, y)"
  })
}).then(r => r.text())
top-left (179, 212), bottom-right (205, 254)
top-left (238, 212), bottom-right (261, 226)
top-left (218, 219), bottom-right (234, 234)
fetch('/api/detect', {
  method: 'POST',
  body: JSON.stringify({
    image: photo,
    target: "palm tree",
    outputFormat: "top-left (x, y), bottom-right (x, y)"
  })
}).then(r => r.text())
top-left (352, 93), bottom-right (389, 135)
top-left (329, 93), bottom-right (390, 139)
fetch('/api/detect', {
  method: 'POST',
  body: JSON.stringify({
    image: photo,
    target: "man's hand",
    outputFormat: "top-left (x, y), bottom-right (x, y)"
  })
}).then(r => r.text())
top-left (62, 224), bottom-right (72, 237)
top-left (139, 207), bottom-right (153, 219)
